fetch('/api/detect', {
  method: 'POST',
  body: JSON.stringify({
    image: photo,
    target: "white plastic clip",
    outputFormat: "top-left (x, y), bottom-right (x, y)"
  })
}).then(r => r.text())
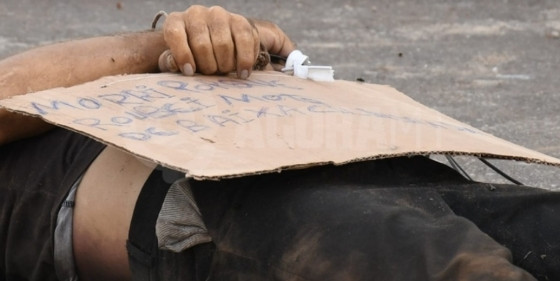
top-left (282, 50), bottom-right (334, 82)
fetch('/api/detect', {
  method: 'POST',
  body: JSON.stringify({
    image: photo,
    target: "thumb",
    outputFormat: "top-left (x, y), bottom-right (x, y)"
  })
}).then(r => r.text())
top-left (158, 49), bottom-right (180, 73)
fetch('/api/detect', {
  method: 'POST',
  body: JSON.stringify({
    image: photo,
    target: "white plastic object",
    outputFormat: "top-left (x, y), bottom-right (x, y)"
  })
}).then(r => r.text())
top-left (282, 50), bottom-right (334, 82)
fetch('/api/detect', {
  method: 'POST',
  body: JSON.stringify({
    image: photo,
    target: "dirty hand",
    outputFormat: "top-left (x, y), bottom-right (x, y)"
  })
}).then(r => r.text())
top-left (159, 5), bottom-right (295, 79)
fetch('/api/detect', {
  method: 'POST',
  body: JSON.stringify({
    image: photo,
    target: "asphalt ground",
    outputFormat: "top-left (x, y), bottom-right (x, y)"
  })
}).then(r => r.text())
top-left (1, 0), bottom-right (559, 189)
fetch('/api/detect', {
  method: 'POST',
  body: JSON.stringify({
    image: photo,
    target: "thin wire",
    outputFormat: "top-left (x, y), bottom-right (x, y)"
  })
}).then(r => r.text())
top-left (445, 155), bottom-right (473, 181)
top-left (269, 54), bottom-right (287, 63)
top-left (478, 158), bottom-right (523, 185)
top-left (152, 11), bottom-right (168, 30)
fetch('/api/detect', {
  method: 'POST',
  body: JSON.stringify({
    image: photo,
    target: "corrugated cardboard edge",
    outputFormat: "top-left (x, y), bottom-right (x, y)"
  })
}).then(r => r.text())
top-left (2, 84), bottom-right (558, 181)
top-left (183, 152), bottom-right (558, 181)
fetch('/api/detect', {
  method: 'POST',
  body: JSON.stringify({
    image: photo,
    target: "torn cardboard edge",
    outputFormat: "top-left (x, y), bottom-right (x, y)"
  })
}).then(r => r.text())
top-left (1, 71), bottom-right (558, 180)
top-left (167, 152), bottom-right (560, 181)
top-left (6, 104), bottom-right (558, 180)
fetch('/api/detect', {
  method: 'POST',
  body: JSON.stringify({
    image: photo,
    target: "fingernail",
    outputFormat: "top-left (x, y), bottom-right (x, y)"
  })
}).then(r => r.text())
top-left (182, 63), bottom-right (194, 76)
top-left (158, 52), bottom-right (169, 72)
top-left (239, 69), bottom-right (249, 80)
top-left (166, 53), bottom-right (178, 72)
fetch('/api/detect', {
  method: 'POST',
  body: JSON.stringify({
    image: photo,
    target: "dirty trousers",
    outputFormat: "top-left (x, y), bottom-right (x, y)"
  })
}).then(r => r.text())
top-left (132, 156), bottom-right (558, 281)
top-left (2, 128), bottom-right (558, 281)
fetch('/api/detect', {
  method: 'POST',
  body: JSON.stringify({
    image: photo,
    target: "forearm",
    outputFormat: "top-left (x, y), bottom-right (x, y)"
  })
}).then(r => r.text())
top-left (0, 30), bottom-right (166, 98)
top-left (0, 30), bottom-right (167, 145)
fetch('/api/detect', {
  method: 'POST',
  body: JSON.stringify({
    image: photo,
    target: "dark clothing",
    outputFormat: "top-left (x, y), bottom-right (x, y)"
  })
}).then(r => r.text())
top-left (189, 157), bottom-right (557, 281)
top-left (127, 169), bottom-right (213, 281)
top-left (0, 128), bottom-right (105, 280)
top-left (2, 127), bottom-right (560, 281)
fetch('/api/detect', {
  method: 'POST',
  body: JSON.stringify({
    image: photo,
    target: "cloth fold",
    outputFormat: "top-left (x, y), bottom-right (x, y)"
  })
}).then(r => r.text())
top-left (156, 178), bottom-right (212, 253)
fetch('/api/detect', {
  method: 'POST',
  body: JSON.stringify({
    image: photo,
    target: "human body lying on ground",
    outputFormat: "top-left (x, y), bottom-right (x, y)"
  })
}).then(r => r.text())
top-left (1, 4), bottom-right (559, 281)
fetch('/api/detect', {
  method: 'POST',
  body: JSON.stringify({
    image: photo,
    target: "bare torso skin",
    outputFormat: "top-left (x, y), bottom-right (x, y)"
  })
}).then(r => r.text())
top-left (73, 146), bottom-right (156, 281)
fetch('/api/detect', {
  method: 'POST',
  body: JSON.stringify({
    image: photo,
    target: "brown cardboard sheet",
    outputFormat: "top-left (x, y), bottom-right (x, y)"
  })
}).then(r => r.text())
top-left (1, 71), bottom-right (558, 179)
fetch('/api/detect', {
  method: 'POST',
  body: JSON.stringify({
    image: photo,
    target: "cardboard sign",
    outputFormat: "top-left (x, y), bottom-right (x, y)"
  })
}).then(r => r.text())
top-left (1, 71), bottom-right (558, 179)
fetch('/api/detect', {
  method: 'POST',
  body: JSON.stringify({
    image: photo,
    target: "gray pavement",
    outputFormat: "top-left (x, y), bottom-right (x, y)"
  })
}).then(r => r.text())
top-left (1, 0), bottom-right (558, 188)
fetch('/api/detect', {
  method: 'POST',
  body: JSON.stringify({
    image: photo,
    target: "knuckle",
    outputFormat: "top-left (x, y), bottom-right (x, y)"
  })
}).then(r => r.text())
top-left (163, 19), bottom-right (184, 38)
top-left (190, 41), bottom-right (212, 56)
top-left (163, 25), bottom-right (183, 38)
top-left (230, 14), bottom-right (248, 26)
top-left (208, 5), bottom-right (226, 14)
top-left (185, 5), bottom-right (207, 18)
top-left (235, 31), bottom-right (255, 46)
top-left (186, 4), bottom-right (206, 13)
top-left (231, 17), bottom-right (255, 38)
top-left (186, 21), bottom-right (207, 36)
top-left (212, 37), bottom-right (233, 51)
